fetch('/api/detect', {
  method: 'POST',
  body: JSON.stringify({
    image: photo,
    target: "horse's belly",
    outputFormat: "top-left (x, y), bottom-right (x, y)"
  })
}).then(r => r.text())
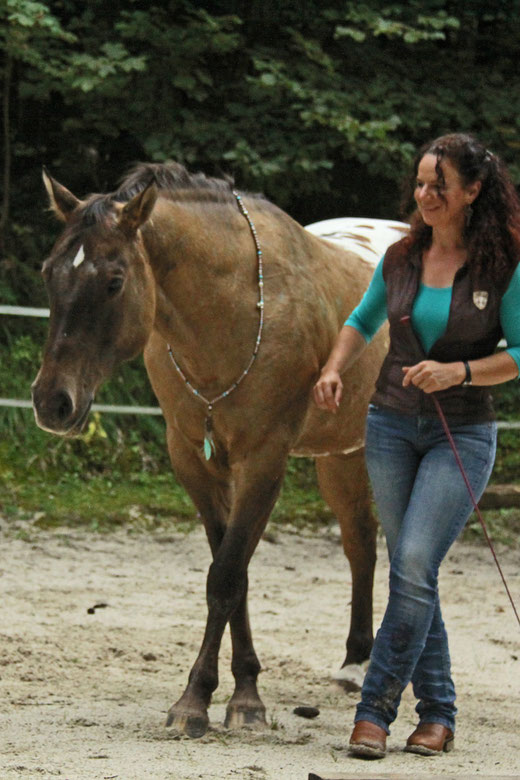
top-left (290, 403), bottom-right (367, 457)
top-left (291, 333), bottom-right (387, 457)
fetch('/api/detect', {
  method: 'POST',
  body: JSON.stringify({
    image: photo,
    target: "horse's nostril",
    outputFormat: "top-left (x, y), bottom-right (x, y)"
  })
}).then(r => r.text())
top-left (55, 391), bottom-right (73, 422)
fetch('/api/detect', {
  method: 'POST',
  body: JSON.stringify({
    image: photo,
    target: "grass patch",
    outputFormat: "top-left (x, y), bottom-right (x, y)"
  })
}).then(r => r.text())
top-left (1, 463), bottom-right (334, 536)
top-left (492, 429), bottom-right (520, 483)
top-left (271, 458), bottom-right (333, 529)
top-left (461, 507), bottom-right (520, 548)
top-left (2, 434), bottom-right (519, 544)
top-left (1, 404), bottom-right (519, 544)
top-left (2, 470), bottom-right (198, 535)
top-left (0, 419), bottom-right (333, 535)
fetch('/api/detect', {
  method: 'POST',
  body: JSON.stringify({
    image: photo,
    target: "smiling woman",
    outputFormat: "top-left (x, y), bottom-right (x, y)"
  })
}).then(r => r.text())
top-left (412, 152), bottom-right (481, 291)
top-left (314, 132), bottom-right (520, 761)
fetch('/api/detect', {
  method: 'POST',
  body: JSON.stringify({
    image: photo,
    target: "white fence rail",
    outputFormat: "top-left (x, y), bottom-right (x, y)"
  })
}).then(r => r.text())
top-left (0, 305), bottom-right (50, 318)
top-left (1, 305), bottom-right (518, 428)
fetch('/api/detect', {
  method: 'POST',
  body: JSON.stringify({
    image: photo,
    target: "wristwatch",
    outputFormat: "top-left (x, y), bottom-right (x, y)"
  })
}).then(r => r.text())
top-left (462, 360), bottom-right (472, 386)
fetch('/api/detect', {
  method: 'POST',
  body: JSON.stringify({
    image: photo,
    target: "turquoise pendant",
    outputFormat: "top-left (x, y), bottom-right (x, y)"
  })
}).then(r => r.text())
top-left (203, 411), bottom-right (215, 460)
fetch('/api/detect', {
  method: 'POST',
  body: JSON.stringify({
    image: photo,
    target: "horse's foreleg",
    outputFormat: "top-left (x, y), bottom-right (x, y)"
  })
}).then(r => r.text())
top-left (224, 573), bottom-right (266, 729)
top-left (315, 450), bottom-right (377, 690)
top-left (186, 444), bottom-right (286, 734)
top-left (166, 432), bottom-right (286, 736)
top-left (164, 432), bottom-right (230, 737)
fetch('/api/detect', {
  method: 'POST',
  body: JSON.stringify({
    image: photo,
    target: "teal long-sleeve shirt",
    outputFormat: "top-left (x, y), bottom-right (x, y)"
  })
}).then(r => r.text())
top-left (345, 256), bottom-right (520, 372)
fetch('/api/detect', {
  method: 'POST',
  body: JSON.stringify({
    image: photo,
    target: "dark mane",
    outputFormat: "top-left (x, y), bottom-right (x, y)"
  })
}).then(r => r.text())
top-left (78, 161), bottom-right (269, 225)
top-left (117, 162), bottom-right (235, 201)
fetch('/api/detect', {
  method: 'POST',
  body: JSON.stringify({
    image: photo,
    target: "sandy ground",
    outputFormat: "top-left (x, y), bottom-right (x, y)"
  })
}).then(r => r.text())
top-left (1, 519), bottom-right (519, 780)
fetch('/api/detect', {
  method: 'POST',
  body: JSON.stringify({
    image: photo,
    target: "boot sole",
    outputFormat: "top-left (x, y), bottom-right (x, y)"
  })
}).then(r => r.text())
top-left (349, 742), bottom-right (386, 759)
top-left (404, 736), bottom-right (455, 756)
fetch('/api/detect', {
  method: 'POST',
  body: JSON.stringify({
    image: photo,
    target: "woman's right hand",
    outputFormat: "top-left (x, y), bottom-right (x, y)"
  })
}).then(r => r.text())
top-left (312, 325), bottom-right (367, 413)
top-left (313, 369), bottom-right (343, 413)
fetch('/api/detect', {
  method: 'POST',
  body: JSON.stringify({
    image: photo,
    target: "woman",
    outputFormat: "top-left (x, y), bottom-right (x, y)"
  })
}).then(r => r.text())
top-left (314, 133), bottom-right (520, 758)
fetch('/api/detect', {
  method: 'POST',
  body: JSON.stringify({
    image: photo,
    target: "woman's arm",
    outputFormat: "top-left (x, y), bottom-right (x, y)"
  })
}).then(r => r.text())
top-left (402, 350), bottom-right (518, 393)
top-left (464, 350), bottom-right (518, 386)
top-left (314, 257), bottom-right (388, 413)
top-left (313, 326), bottom-right (368, 412)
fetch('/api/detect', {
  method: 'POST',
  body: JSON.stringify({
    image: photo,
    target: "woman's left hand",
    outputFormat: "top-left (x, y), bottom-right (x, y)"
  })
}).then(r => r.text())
top-left (402, 360), bottom-right (465, 393)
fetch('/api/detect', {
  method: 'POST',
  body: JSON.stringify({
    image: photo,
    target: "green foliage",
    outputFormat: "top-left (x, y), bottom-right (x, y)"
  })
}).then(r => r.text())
top-left (1, 0), bottom-right (520, 537)
top-left (461, 508), bottom-right (520, 548)
top-left (67, 43), bottom-right (147, 94)
top-left (4, 0), bottom-right (520, 246)
top-left (2, 0), bottom-right (75, 73)
top-left (489, 380), bottom-right (520, 483)
top-left (329, 4), bottom-right (460, 44)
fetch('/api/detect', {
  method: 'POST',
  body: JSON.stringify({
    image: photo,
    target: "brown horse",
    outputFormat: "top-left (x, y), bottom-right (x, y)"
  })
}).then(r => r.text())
top-left (32, 163), bottom-right (402, 737)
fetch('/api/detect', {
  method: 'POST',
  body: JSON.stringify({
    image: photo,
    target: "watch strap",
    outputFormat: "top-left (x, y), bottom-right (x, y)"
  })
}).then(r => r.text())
top-left (462, 360), bottom-right (472, 386)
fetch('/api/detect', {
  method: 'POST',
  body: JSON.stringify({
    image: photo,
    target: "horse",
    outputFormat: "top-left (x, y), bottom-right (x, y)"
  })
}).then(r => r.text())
top-left (32, 162), bottom-right (406, 737)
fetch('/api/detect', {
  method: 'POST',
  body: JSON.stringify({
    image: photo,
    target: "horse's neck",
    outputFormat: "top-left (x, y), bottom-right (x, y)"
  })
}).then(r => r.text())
top-left (143, 199), bottom-right (260, 384)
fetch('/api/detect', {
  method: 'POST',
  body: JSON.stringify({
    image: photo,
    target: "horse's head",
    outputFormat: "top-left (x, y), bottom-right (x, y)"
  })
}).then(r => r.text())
top-left (32, 171), bottom-right (158, 435)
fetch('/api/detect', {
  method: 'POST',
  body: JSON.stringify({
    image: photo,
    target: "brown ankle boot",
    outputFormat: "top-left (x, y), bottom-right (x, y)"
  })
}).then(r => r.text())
top-left (348, 720), bottom-right (387, 759)
top-left (405, 722), bottom-right (454, 755)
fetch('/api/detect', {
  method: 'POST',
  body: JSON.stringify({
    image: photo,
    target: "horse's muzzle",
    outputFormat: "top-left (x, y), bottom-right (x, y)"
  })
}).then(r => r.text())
top-left (31, 383), bottom-right (93, 437)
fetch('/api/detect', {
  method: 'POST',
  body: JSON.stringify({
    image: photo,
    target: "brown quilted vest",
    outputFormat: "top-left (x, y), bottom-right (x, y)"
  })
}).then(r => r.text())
top-left (370, 237), bottom-right (514, 422)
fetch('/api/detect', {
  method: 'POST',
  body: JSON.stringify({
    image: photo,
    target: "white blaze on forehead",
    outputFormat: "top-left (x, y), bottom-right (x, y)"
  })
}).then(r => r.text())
top-left (72, 244), bottom-right (85, 268)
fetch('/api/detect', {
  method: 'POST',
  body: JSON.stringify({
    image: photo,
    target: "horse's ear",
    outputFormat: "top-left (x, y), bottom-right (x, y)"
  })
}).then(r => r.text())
top-left (42, 167), bottom-right (81, 222)
top-left (118, 182), bottom-right (158, 235)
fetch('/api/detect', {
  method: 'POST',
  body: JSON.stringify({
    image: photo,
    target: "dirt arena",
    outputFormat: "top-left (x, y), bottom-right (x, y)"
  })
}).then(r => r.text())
top-left (1, 520), bottom-right (519, 779)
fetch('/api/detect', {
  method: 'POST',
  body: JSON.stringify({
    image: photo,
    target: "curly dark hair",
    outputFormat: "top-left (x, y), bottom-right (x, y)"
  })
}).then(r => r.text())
top-left (401, 133), bottom-right (520, 284)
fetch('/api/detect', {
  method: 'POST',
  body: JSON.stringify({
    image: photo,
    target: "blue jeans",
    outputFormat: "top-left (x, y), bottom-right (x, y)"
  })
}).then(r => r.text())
top-left (355, 405), bottom-right (497, 734)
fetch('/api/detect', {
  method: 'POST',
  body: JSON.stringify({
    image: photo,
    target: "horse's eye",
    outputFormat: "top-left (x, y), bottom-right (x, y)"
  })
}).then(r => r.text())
top-left (107, 276), bottom-right (124, 297)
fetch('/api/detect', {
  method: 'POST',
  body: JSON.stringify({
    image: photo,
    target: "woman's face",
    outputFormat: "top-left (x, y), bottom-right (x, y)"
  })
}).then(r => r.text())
top-left (414, 153), bottom-right (481, 233)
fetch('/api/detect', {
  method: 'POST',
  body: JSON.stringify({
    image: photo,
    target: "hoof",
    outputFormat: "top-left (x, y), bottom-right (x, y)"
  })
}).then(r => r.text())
top-left (165, 708), bottom-right (209, 738)
top-left (332, 662), bottom-right (367, 692)
top-left (224, 704), bottom-right (267, 730)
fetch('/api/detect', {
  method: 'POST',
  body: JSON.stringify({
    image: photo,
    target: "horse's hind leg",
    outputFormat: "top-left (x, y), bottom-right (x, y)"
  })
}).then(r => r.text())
top-left (315, 448), bottom-right (377, 691)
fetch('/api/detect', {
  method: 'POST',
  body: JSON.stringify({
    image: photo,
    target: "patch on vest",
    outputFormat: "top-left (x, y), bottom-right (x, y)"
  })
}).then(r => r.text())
top-left (473, 290), bottom-right (488, 310)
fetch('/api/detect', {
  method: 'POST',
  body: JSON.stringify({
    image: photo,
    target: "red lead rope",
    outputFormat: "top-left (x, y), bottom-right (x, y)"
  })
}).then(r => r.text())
top-left (431, 393), bottom-right (520, 629)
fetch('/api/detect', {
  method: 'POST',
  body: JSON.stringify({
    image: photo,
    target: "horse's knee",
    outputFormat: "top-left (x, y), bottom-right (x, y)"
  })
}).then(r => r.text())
top-left (207, 559), bottom-right (247, 614)
top-left (340, 507), bottom-right (377, 573)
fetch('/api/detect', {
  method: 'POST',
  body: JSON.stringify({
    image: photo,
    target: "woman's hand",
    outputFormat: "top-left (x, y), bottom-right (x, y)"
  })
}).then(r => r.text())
top-left (402, 360), bottom-right (465, 393)
top-left (313, 325), bottom-right (368, 412)
top-left (313, 369), bottom-right (344, 412)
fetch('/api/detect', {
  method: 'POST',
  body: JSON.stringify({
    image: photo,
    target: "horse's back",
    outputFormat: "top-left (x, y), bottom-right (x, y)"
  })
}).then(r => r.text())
top-left (305, 217), bottom-right (409, 266)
